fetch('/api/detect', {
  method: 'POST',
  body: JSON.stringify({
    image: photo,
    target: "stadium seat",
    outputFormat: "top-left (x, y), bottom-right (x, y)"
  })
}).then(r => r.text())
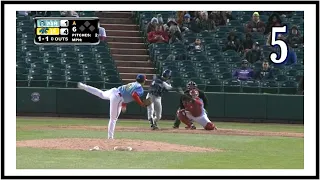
top-left (28, 80), bottom-right (48, 87)
top-left (171, 77), bottom-right (184, 87)
top-left (47, 68), bottom-right (63, 75)
top-left (16, 67), bottom-right (28, 75)
top-left (205, 78), bottom-right (222, 92)
top-left (278, 81), bottom-right (298, 94)
top-left (47, 63), bottom-right (65, 70)
top-left (84, 75), bottom-right (104, 82)
top-left (16, 74), bottom-right (28, 81)
top-left (199, 72), bottom-right (216, 79)
top-left (47, 75), bottom-right (65, 81)
top-left (66, 63), bottom-right (82, 70)
top-left (241, 80), bottom-right (260, 93)
top-left (223, 79), bottom-right (242, 92)
top-left (29, 68), bottom-right (47, 75)
top-left (66, 75), bottom-right (84, 82)
top-left (47, 80), bottom-right (67, 88)
top-left (285, 69), bottom-right (297, 77)
top-left (260, 80), bottom-right (279, 94)
top-left (207, 55), bottom-right (224, 62)
top-left (85, 81), bottom-right (105, 89)
top-left (105, 75), bottom-right (121, 83)
top-left (16, 80), bottom-right (29, 87)
top-left (274, 74), bottom-right (288, 82)
top-left (217, 72), bottom-right (232, 80)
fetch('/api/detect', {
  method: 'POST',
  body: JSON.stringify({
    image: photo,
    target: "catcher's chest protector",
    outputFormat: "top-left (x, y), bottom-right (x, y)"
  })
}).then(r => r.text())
top-left (184, 99), bottom-right (203, 117)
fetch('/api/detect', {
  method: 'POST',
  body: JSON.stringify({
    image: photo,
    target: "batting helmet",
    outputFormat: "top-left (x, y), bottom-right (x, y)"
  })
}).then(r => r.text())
top-left (162, 69), bottom-right (172, 80)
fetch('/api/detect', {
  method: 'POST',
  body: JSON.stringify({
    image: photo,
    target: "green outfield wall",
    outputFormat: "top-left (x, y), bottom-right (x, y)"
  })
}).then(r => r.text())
top-left (16, 87), bottom-right (304, 123)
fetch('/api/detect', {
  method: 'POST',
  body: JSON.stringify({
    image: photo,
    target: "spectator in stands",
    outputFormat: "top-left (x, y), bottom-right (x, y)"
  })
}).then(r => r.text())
top-left (147, 25), bottom-right (169, 44)
top-left (177, 11), bottom-right (187, 25)
top-left (243, 33), bottom-right (254, 52)
top-left (164, 19), bottom-right (183, 44)
top-left (180, 13), bottom-right (201, 33)
top-left (157, 14), bottom-right (164, 25)
top-left (266, 33), bottom-right (285, 46)
top-left (223, 31), bottom-right (242, 52)
top-left (245, 42), bottom-right (264, 64)
top-left (99, 26), bottom-right (107, 41)
top-left (284, 46), bottom-right (297, 65)
top-left (254, 61), bottom-right (274, 81)
top-left (197, 11), bottom-right (216, 31)
top-left (245, 12), bottom-right (266, 33)
top-left (189, 11), bottom-right (200, 20)
top-left (232, 60), bottom-right (254, 81)
top-left (146, 17), bottom-right (159, 33)
top-left (265, 13), bottom-right (282, 35)
top-left (209, 11), bottom-right (232, 26)
top-left (286, 25), bottom-right (303, 48)
top-left (188, 38), bottom-right (205, 52)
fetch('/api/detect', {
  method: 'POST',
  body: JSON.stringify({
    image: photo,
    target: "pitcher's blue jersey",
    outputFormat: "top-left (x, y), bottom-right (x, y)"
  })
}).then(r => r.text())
top-left (149, 75), bottom-right (168, 97)
top-left (118, 82), bottom-right (144, 103)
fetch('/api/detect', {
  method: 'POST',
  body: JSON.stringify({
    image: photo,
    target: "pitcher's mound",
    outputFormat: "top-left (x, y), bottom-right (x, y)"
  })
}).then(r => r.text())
top-left (16, 138), bottom-right (221, 152)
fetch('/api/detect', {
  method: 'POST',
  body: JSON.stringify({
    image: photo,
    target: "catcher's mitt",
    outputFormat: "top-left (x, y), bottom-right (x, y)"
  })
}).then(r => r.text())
top-left (143, 97), bottom-right (152, 106)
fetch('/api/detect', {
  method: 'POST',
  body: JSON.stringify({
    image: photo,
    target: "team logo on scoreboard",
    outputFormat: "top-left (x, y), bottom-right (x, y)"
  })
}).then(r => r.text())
top-left (31, 92), bottom-right (40, 102)
top-left (39, 27), bottom-right (49, 35)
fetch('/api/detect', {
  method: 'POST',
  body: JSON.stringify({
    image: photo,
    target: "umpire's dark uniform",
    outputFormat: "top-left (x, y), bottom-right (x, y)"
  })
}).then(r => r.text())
top-left (173, 89), bottom-right (208, 128)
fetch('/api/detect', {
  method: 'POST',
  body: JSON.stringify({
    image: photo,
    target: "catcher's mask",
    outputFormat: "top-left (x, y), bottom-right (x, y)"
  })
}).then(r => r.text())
top-left (189, 89), bottom-right (199, 98)
top-left (187, 81), bottom-right (197, 90)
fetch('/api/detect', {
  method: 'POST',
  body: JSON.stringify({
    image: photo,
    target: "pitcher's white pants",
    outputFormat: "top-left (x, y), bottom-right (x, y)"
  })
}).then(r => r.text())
top-left (80, 84), bottom-right (124, 139)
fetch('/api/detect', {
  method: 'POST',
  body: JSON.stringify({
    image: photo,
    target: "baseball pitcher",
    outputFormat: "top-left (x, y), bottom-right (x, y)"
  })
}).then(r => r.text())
top-left (77, 74), bottom-right (152, 139)
top-left (173, 81), bottom-right (208, 129)
top-left (177, 89), bottom-right (217, 130)
top-left (147, 69), bottom-right (173, 130)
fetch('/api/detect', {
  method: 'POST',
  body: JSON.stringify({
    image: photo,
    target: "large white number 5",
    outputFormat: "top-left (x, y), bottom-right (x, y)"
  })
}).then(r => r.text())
top-left (269, 26), bottom-right (288, 64)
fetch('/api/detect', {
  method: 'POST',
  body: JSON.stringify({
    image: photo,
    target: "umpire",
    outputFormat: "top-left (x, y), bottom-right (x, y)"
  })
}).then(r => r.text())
top-left (172, 81), bottom-right (208, 129)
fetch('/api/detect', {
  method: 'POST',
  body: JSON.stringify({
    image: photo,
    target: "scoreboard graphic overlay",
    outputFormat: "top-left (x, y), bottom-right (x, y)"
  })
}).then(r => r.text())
top-left (34, 17), bottom-right (100, 45)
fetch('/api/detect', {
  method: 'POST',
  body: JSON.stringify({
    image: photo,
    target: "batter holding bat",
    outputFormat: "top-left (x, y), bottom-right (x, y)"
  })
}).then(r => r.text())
top-left (173, 81), bottom-right (208, 129)
top-left (147, 69), bottom-right (173, 130)
top-left (177, 89), bottom-right (217, 130)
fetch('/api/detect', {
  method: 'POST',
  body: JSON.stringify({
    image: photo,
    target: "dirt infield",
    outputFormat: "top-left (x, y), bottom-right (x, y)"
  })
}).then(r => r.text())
top-left (17, 125), bottom-right (304, 138)
top-left (17, 125), bottom-right (303, 152)
top-left (16, 138), bottom-right (220, 152)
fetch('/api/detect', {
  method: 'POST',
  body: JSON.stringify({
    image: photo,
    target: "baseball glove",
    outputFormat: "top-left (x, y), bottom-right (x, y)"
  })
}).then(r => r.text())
top-left (143, 97), bottom-right (152, 106)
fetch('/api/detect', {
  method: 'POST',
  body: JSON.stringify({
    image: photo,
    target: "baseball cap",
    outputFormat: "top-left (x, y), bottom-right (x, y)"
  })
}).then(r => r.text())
top-left (184, 13), bottom-right (191, 18)
top-left (253, 12), bottom-right (260, 16)
top-left (136, 74), bottom-right (147, 83)
top-left (242, 59), bottom-right (249, 64)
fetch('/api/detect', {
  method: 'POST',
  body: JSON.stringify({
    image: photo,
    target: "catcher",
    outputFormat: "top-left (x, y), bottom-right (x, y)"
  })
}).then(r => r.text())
top-left (173, 81), bottom-right (208, 129)
top-left (177, 89), bottom-right (217, 130)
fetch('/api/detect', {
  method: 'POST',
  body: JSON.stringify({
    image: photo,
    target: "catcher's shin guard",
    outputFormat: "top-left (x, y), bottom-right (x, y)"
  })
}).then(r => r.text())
top-left (177, 109), bottom-right (193, 127)
top-left (204, 122), bottom-right (217, 130)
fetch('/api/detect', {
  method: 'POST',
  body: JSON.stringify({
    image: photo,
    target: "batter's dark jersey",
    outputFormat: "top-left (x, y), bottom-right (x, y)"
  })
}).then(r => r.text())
top-left (148, 75), bottom-right (168, 97)
top-left (179, 89), bottom-right (208, 110)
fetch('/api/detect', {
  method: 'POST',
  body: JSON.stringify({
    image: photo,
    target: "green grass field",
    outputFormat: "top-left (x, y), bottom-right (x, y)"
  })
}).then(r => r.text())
top-left (16, 117), bottom-right (304, 169)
